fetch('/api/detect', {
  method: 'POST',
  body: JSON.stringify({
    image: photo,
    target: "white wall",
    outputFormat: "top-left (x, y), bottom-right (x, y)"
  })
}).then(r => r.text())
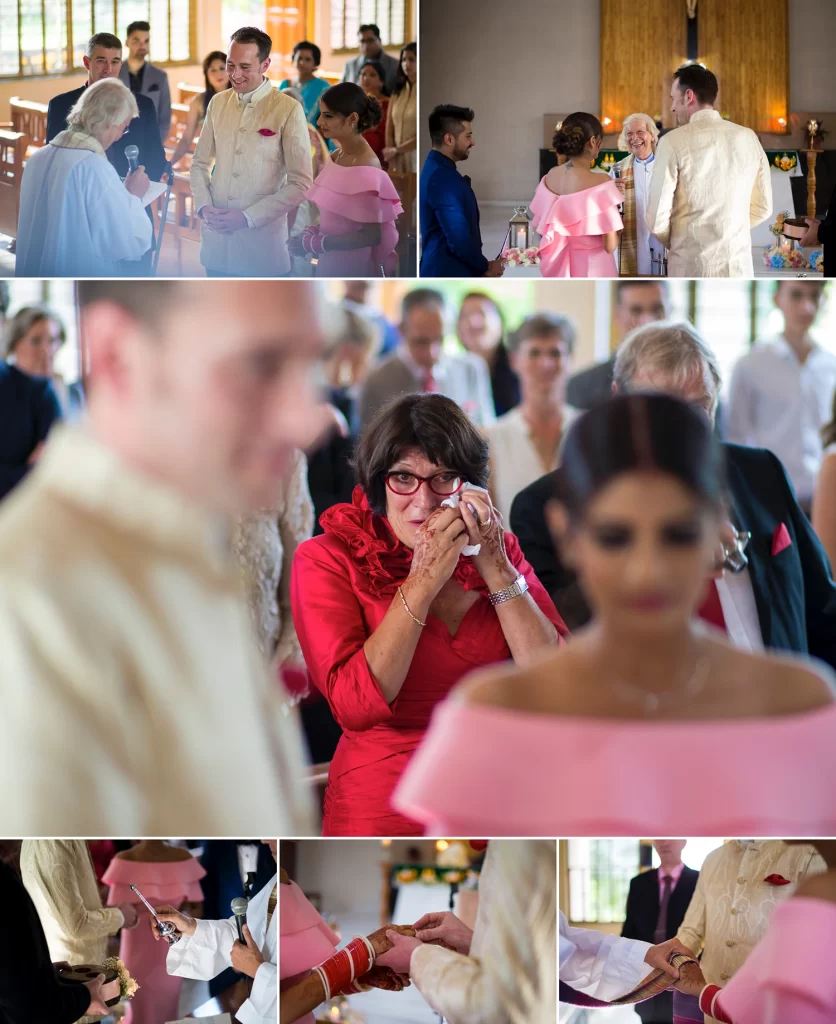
top-left (421, 0), bottom-right (836, 202)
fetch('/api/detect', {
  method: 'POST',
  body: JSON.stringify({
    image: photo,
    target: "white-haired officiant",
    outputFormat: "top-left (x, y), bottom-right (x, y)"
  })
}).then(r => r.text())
top-left (609, 112), bottom-right (664, 277)
top-left (15, 78), bottom-right (153, 278)
top-left (153, 840), bottom-right (277, 1024)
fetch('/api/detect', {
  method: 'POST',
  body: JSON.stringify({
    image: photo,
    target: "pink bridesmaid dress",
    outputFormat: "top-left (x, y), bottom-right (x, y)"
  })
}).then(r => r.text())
top-left (393, 697), bottom-right (836, 836)
top-left (279, 879), bottom-right (340, 1024)
top-left (104, 854), bottom-right (206, 1024)
top-left (306, 161), bottom-right (403, 277)
top-left (529, 177), bottom-right (623, 277)
top-left (712, 896), bottom-right (836, 1023)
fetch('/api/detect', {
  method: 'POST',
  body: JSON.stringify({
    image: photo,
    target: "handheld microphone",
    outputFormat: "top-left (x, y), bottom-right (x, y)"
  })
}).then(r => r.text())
top-left (231, 897), bottom-right (248, 945)
top-left (125, 144), bottom-right (139, 174)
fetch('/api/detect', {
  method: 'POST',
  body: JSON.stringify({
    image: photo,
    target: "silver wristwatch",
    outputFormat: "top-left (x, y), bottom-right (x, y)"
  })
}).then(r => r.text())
top-left (488, 573), bottom-right (529, 606)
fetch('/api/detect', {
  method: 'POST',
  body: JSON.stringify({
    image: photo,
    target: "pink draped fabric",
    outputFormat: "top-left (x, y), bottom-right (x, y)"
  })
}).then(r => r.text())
top-left (104, 855), bottom-right (205, 1024)
top-left (279, 879), bottom-right (340, 1024)
top-left (306, 161), bottom-right (403, 277)
top-left (530, 178), bottom-right (623, 278)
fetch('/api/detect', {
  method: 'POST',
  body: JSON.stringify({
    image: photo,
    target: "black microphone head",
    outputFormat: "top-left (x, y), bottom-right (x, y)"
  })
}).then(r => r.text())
top-left (231, 897), bottom-right (248, 917)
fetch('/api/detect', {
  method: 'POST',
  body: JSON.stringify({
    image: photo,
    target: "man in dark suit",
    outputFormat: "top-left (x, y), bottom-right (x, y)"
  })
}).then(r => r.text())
top-left (420, 105), bottom-right (505, 278)
top-left (801, 182), bottom-right (835, 278)
top-left (47, 32), bottom-right (166, 181)
top-left (0, 860), bottom-right (107, 1023)
top-left (511, 320), bottom-right (836, 664)
top-left (118, 20), bottom-right (172, 144)
top-left (622, 841), bottom-right (699, 1024)
top-left (566, 280), bottom-right (670, 410)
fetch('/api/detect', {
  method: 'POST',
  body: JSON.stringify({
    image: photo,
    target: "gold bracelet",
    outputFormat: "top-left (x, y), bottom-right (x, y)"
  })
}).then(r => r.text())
top-left (397, 585), bottom-right (427, 627)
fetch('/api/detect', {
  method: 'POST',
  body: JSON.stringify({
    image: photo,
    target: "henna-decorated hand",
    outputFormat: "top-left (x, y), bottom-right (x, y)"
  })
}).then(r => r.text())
top-left (458, 489), bottom-right (515, 591)
top-left (672, 960), bottom-right (706, 996)
top-left (404, 507), bottom-right (469, 603)
top-left (367, 924), bottom-right (416, 956)
top-left (359, 966), bottom-right (412, 991)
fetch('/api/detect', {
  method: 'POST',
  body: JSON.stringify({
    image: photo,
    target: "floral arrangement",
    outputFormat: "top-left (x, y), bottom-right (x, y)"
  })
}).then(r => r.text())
top-left (769, 211), bottom-right (791, 238)
top-left (502, 246), bottom-right (540, 266)
top-left (103, 957), bottom-right (139, 1000)
top-left (763, 243), bottom-right (809, 270)
top-left (810, 249), bottom-right (825, 273)
top-left (772, 153), bottom-right (798, 172)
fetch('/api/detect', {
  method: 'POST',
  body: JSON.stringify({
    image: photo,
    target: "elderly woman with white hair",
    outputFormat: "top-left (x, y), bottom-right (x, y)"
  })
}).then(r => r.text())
top-left (16, 78), bottom-right (153, 277)
top-left (609, 112), bottom-right (664, 277)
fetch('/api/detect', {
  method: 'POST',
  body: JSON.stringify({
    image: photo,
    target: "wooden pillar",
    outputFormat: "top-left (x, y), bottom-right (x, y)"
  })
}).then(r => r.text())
top-left (805, 150), bottom-right (818, 219)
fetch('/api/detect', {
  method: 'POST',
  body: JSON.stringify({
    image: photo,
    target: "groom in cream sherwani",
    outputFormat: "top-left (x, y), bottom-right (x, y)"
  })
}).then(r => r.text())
top-left (646, 64), bottom-right (772, 277)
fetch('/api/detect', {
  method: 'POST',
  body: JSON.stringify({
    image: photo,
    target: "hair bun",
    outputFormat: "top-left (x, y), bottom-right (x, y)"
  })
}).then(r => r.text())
top-left (360, 94), bottom-right (382, 131)
top-left (553, 124), bottom-right (587, 157)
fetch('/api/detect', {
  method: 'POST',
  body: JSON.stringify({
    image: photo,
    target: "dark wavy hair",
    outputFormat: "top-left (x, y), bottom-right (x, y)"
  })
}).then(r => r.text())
top-left (293, 39), bottom-right (322, 67)
top-left (553, 111), bottom-right (604, 157)
top-left (353, 393), bottom-right (490, 516)
top-left (321, 82), bottom-right (381, 131)
top-left (201, 50), bottom-right (229, 115)
top-left (359, 58), bottom-right (390, 97)
top-left (393, 41), bottom-right (416, 96)
top-left (558, 393), bottom-right (725, 520)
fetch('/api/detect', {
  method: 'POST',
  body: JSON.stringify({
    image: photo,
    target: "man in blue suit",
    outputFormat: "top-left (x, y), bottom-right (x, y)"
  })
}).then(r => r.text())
top-left (420, 104), bottom-right (505, 278)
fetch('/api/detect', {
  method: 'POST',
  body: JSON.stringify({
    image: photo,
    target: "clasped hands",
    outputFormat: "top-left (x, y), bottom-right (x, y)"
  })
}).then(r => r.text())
top-left (375, 911), bottom-right (473, 977)
top-left (643, 936), bottom-right (705, 994)
top-left (200, 206), bottom-right (249, 234)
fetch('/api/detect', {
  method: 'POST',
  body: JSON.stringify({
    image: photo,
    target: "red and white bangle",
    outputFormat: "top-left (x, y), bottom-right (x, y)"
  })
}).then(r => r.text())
top-left (301, 228), bottom-right (328, 255)
top-left (699, 984), bottom-right (733, 1023)
top-left (314, 935), bottom-right (376, 1001)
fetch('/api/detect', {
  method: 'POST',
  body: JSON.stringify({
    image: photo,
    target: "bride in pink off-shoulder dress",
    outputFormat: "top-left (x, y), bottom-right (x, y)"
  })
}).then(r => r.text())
top-left (288, 83), bottom-right (403, 277)
top-left (529, 112), bottom-right (623, 278)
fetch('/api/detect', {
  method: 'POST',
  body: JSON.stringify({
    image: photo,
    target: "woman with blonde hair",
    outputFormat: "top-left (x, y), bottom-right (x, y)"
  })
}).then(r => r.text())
top-left (610, 112), bottom-right (663, 276)
top-left (16, 78), bottom-right (152, 277)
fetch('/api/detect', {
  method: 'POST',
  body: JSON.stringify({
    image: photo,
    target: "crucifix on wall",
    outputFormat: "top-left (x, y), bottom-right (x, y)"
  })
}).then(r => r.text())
top-left (686, 0), bottom-right (698, 61)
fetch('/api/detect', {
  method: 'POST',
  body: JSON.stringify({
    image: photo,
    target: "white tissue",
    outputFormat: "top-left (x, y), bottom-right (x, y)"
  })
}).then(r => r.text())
top-left (440, 482), bottom-right (488, 556)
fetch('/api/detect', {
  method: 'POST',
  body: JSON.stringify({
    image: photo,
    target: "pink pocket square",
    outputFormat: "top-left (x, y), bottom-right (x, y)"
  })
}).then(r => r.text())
top-left (258, 128), bottom-right (277, 137)
top-left (771, 522), bottom-right (792, 556)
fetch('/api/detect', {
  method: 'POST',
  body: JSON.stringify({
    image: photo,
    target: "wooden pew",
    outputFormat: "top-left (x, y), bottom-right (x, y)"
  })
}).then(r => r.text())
top-left (10, 98), bottom-right (48, 154)
top-left (387, 170), bottom-right (417, 275)
top-left (171, 172), bottom-right (202, 275)
top-left (0, 129), bottom-right (27, 238)
top-left (178, 82), bottom-right (203, 105)
top-left (164, 102), bottom-right (196, 160)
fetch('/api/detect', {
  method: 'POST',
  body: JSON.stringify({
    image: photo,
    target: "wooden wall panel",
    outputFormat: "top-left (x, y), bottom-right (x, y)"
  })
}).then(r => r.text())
top-left (266, 2), bottom-right (310, 78)
top-left (600, 0), bottom-right (687, 132)
top-left (700, 0), bottom-right (788, 132)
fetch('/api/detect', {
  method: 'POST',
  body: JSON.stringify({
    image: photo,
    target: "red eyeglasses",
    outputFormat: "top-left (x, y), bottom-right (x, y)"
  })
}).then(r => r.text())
top-left (385, 471), bottom-right (464, 496)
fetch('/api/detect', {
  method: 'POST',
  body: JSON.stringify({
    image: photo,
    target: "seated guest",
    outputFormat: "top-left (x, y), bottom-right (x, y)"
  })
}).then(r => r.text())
top-left (609, 113), bottom-right (664, 277)
top-left (17, 79), bottom-right (153, 277)
top-left (47, 33), bottom-right (166, 183)
top-left (456, 291), bottom-right (519, 416)
top-left (512, 320), bottom-right (836, 657)
top-left (566, 280), bottom-right (670, 410)
top-left (396, 393), bottom-right (836, 837)
top-left (484, 312), bottom-right (579, 523)
top-left (290, 393), bottom-right (565, 836)
top-left (4, 307), bottom-right (84, 419)
top-left (0, 860), bottom-right (107, 1024)
top-left (170, 50), bottom-right (230, 168)
top-left (342, 23), bottom-right (399, 93)
top-left (0, 294), bottom-right (63, 501)
top-left (359, 288), bottom-right (496, 432)
top-left (279, 42), bottom-right (331, 131)
top-left (287, 83), bottom-right (402, 277)
top-left (812, 393), bottom-right (836, 570)
top-left (383, 43), bottom-right (417, 173)
top-left (420, 105), bottom-right (504, 279)
top-left (358, 59), bottom-right (390, 165)
top-left (801, 183), bottom-right (835, 278)
top-left (118, 20), bottom-right (172, 143)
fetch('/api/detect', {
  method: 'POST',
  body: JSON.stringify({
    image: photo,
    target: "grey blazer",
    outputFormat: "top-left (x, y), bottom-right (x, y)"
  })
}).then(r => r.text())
top-left (119, 61), bottom-right (172, 143)
top-left (342, 50), bottom-right (400, 94)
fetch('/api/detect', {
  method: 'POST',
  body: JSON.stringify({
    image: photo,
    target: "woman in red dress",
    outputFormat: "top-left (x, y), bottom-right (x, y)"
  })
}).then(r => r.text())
top-left (358, 60), bottom-right (390, 167)
top-left (291, 393), bottom-right (567, 836)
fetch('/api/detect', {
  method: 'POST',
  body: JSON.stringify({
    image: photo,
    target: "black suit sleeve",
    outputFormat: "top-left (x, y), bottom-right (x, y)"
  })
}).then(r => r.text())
top-left (46, 96), bottom-right (67, 143)
top-left (621, 876), bottom-right (642, 940)
top-left (138, 95), bottom-right (166, 181)
top-left (34, 379), bottom-right (63, 442)
top-left (768, 450), bottom-right (836, 670)
top-left (819, 186), bottom-right (835, 248)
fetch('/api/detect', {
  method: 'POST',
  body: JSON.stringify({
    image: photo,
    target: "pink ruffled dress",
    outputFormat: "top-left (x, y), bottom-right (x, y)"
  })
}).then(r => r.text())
top-left (280, 879), bottom-right (340, 1024)
top-left (393, 698), bottom-right (836, 836)
top-left (103, 854), bottom-right (206, 1024)
top-left (529, 177), bottom-right (623, 277)
top-left (306, 161), bottom-right (403, 277)
top-left (715, 897), bottom-right (836, 1023)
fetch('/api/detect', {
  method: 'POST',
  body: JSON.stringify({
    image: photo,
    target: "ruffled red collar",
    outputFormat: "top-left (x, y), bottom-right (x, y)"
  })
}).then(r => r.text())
top-left (319, 486), bottom-right (489, 599)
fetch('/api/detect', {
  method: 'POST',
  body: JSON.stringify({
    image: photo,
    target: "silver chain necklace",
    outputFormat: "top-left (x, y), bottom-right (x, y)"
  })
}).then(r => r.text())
top-left (608, 654), bottom-right (713, 715)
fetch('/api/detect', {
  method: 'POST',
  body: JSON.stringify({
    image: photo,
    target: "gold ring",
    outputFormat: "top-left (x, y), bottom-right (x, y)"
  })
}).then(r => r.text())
top-left (478, 518), bottom-right (491, 528)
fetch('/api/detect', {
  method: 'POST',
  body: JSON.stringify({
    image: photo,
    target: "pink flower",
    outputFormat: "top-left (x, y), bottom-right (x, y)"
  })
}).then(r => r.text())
top-left (258, 128), bottom-right (276, 137)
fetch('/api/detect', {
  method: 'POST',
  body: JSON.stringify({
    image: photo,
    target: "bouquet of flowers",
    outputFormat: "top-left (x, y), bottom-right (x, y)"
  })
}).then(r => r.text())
top-left (810, 249), bottom-right (825, 273)
top-left (768, 211), bottom-right (791, 238)
top-left (763, 245), bottom-right (809, 270)
top-left (103, 957), bottom-right (139, 1001)
top-left (502, 246), bottom-right (540, 266)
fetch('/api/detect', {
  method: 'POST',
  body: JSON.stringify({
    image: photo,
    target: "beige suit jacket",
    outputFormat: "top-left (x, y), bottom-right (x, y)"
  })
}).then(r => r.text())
top-left (646, 110), bottom-right (772, 277)
top-left (190, 78), bottom-right (313, 276)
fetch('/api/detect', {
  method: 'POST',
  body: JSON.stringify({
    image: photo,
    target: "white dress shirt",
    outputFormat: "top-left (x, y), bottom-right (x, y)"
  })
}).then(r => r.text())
top-left (714, 572), bottom-right (764, 652)
top-left (167, 872), bottom-right (277, 1024)
top-left (559, 911), bottom-right (652, 1001)
top-left (727, 336), bottom-right (836, 503)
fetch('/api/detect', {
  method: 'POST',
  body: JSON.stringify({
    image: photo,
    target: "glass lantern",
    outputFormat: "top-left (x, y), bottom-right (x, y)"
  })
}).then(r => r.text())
top-left (509, 206), bottom-right (531, 250)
